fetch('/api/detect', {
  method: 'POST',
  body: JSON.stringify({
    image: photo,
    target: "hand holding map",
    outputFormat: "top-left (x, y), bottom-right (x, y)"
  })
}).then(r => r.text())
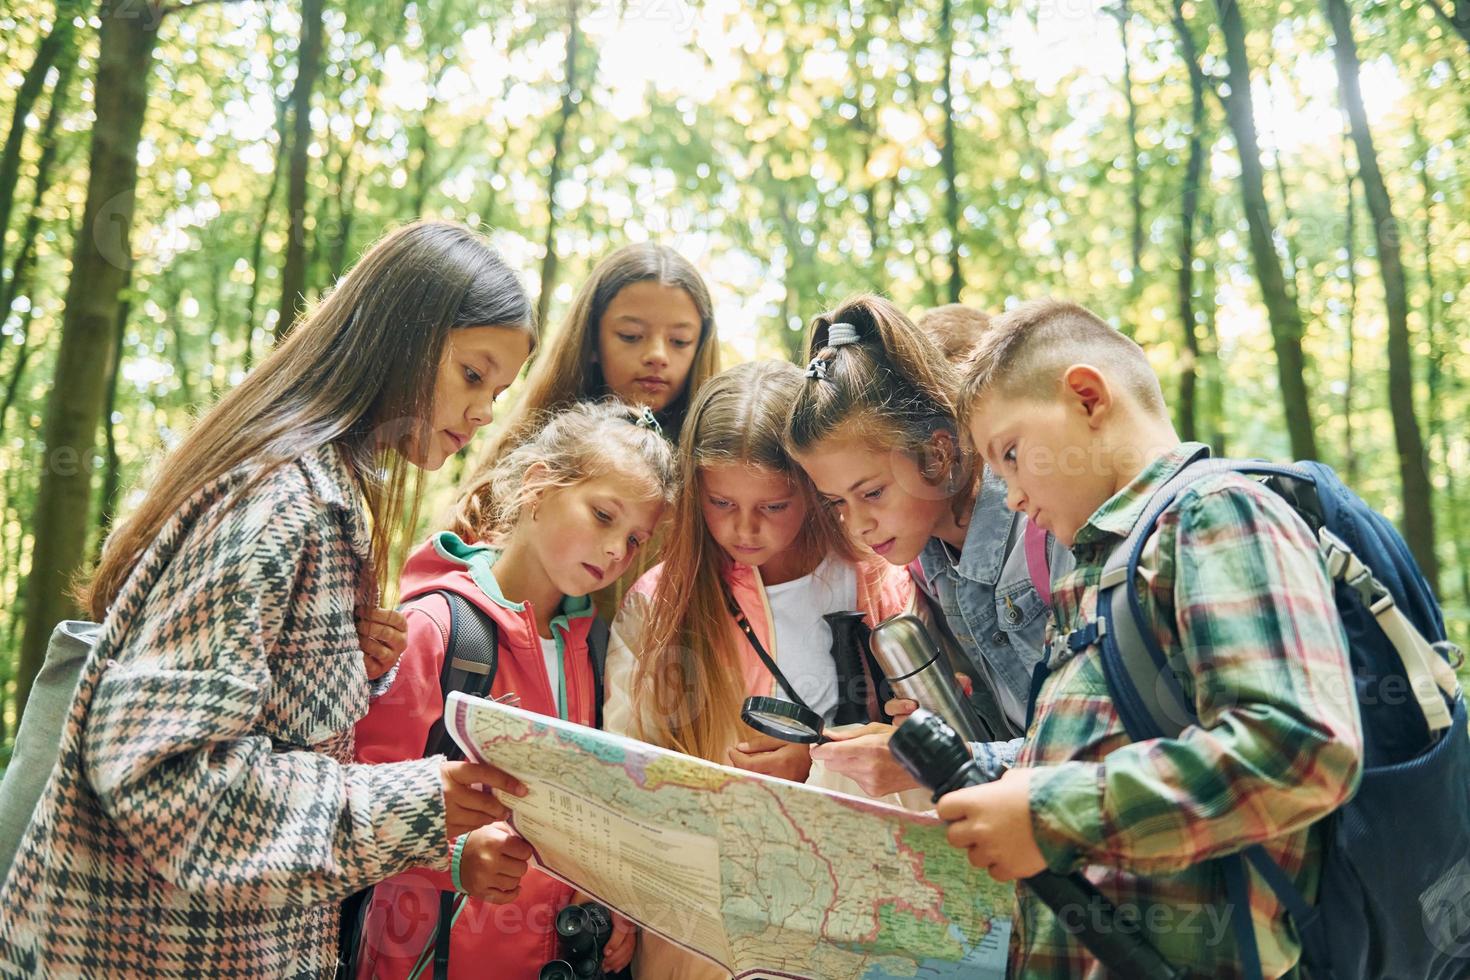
top-left (445, 692), bottom-right (1014, 980)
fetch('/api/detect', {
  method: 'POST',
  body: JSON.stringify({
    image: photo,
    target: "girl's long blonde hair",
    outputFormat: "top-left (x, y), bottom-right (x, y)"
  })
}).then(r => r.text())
top-left (453, 242), bottom-right (719, 541)
top-left (631, 360), bottom-right (856, 761)
top-left (83, 221), bottom-right (535, 619)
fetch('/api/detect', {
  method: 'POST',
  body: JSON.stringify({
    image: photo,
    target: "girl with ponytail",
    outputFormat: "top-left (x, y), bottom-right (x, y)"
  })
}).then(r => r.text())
top-left (785, 294), bottom-right (1072, 797)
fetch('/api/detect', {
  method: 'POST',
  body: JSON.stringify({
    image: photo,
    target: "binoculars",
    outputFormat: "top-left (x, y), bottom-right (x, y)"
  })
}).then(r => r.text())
top-left (538, 901), bottom-right (613, 980)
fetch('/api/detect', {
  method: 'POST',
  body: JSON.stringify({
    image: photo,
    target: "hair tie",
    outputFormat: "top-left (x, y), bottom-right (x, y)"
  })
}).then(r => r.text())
top-left (634, 404), bottom-right (663, 435)
top-left (804, 356), bottom-right (829, 381)
top-left (827, 322), bottom-right (861, 347)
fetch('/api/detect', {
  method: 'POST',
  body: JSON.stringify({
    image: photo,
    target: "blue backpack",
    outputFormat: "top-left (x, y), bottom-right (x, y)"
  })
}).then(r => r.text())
top-left (1094, 448), bottom-right (1469, 979)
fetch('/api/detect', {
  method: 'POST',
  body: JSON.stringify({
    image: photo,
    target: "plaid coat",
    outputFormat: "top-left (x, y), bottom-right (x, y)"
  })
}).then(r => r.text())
top-left (0, 445), bottom-right (448, 978)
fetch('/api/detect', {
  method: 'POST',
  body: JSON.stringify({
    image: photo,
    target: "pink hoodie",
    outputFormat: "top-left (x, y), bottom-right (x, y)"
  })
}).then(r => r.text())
top-left (352, 533), bottom-right (598, 979)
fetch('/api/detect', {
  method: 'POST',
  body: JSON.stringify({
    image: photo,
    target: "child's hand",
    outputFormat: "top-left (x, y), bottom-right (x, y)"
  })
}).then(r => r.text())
top-left (934, 767), bottom-right (1047, 881)
top-left (357, 606), bottom-right (408, 680)
top-left (603, 910), bottom-right (637, 972)
top-left (728, 731), bottom-right (813, 782)
top-left (457, 821), bottom-right (534, 904)
top-left (571, 891), bottom-right (638, 972)
top-left (887, 675), bottom-right (972, 723)
top-left (440, 760), bottom-right (528, 839)
top-left (808, 722), bottom-right (920, 796)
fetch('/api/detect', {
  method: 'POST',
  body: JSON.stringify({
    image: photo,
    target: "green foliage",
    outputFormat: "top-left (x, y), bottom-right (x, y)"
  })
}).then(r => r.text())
top-left (0, 0), bottom-right (1466, 745)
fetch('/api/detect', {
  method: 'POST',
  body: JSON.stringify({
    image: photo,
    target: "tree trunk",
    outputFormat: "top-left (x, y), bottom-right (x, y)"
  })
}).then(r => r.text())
top-left (274, 0), bottom-right (325, 343)
top-left (1201, 200), bottom-right (1226, 456)
top-left (16, 0), bottom-right (160, 722)
top-left (847, 0), bottom-right (884, 271)
top-left (0, 467), bottom-right (20, 740)
top-left (1214, 0), bottom-right (1318, 461)
top-left (1427, 0), bottom-right (1470, 55)
top-left (0, 44), bottom-right (74, 445)
top-left (94, 291), bottom-right (130, 560)
top-left (1112, 0), bottom-right (1143, 299)
top-left (0, 0), bottom-right (79, 279)
top-left (0, 305), bottom-right (38, 448)
top-left (165, 280), bottom-right (192, 406)
top-left (1258, 67), bottom-right (1303, 308)
top-left (1171, 0), bottom-right (1204, 443)
top-left (535, 0), bottom-right (582, 331)
top-left (1324, 0), bottom-right (1438, 589)
top-left (1415, 120), bottom-right (1467, 609)
top-left (242, 96), bottom-right (289, 372)
top-left (939, 0), bottom-right (961, 303)
top-left (325, 100), bottom-right (383, 284)
top-left (1340, 142), bottom-right (1359, 485)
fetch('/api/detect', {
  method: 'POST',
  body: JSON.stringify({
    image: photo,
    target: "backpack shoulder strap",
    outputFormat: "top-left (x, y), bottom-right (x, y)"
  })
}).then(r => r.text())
top-left (1093, 451), bottom-right (1323, 980)
top-left (411, 590), bottom-right (499, 760)
top-left (1095, 450), bottom-right (1225, 740)
top-left (587, 616), bottom-right (611, 730)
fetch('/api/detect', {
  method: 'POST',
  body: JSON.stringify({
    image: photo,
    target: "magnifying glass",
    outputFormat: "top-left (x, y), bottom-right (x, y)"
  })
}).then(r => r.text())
top-left (740, 695), bottom-right (831, 744)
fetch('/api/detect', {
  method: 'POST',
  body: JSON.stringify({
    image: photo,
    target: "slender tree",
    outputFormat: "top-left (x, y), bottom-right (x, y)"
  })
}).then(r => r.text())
top-left (1341, 150), bottom-right (1360, 485)
top-left (274, 0), bottom-right (325, 342)
top-left (0, 0), bottom-right (81, 280)
top-left (1214, 0), bottom-right (1318, 460)
top-left (15, 0), bottom-right (245, 720)
top-left (1324, 0), bottom-right (1438, 589)
top-left (1171, 0), bottom-right (1206, 442)
top-left (1108, 0), bottom-right (1144, 300)
top-left (1425, 0), bottom-right (1470, 54)
top-left (1414, 121), bottom-right (1468, 608)
top-left (535, 0), bottom-right (584, 330)
top-left (0, 44), bottom-right (76, 440)
top-left (95, 287), bottom-right (131, 558)
top-left (242, 94), bottom-right (288, 371)
top-left (939, 0), bottom-right (962, 302)
top-left (1201, 193), bottom-right (1227, 455)
top-left (16, 0), bottom-right (161, 721)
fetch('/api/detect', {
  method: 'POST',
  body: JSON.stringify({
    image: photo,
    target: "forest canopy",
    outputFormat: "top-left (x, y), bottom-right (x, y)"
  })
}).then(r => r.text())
top-left (0, 0), bottom-right (1466, 745)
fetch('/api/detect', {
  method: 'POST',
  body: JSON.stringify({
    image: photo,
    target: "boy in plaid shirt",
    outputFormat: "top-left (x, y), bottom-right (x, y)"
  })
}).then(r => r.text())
top-left (938, 298), bottom-right (1363, 978)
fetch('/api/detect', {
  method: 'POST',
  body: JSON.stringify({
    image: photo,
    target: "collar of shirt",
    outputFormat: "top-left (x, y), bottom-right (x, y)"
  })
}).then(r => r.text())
top-left (1069, 442), bottom-right (1210, 554)
top-left (920, 466), bottom-right (1018, 587)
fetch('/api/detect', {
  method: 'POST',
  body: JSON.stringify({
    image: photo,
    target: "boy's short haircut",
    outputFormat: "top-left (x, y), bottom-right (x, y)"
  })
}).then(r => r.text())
top-left (960, 297), bottom-right (1165, 416)
top-left (916, 304), bottom-right (993, 364)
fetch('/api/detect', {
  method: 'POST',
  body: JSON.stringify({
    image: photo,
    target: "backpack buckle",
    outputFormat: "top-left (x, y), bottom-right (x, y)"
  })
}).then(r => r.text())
top-left (1434, 641), bottom-right (1466, 671)
top-left (1318, 528), bottom-right (1391, 610)
top-left (1317, 528), bottom-right (1354, 579)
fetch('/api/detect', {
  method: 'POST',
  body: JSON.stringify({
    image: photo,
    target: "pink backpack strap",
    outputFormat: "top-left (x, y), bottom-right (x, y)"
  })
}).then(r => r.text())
top-left (1023, 520), bottom-right (1052, 607)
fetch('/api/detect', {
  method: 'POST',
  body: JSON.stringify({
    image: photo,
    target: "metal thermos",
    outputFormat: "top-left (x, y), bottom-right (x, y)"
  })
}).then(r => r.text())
top-left (868, 613), bottom-right (985, 743)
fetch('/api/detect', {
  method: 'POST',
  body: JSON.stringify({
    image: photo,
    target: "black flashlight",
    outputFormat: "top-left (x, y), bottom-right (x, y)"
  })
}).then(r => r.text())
top-left (890, 709), bottom-right (1185, 980)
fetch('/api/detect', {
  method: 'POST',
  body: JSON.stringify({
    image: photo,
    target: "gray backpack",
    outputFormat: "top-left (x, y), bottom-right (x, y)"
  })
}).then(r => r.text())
top-left (0, 620), bottom-right (100, 880)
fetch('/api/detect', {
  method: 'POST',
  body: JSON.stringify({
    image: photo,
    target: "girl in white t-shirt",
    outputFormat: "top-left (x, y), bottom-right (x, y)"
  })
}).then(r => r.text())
top-left (603, 360), bottom-right (915, 979)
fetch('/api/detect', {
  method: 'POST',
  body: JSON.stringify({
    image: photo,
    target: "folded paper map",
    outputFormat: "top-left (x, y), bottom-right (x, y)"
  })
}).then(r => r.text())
top-left (446, 692), bottom-right (1013, 979)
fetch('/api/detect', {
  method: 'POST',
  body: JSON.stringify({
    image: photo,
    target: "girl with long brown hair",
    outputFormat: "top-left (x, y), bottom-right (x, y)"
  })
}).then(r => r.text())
top-left (454, 242), bottom-right (720, 622)
top-left (458, 241), bottom-right (719, 497)
top-left (0, 221), bottom-right (539, 977)
top-left (603, 359), bottom-right (914, 979)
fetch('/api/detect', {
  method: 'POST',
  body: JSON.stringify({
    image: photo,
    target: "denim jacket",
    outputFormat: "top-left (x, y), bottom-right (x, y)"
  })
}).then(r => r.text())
top-left (913, 469), bottom-right (1073, 769)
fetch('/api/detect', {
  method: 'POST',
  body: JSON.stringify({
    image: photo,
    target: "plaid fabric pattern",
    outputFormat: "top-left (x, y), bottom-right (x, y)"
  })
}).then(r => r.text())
top-left (1012, 443), bottom-right (1363, 979)
top-left (0, 445), bottom-right (447, 978)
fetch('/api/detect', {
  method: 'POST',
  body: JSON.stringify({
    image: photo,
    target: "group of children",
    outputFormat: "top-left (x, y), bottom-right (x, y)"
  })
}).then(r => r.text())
top-left (0, 219), bottom-right (1367, 980)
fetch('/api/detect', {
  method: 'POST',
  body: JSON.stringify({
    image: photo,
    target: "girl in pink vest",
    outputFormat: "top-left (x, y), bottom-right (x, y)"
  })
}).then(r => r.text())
top-left (352, 401), bottom-right (677, 979)
top-left (603, 360), bottom-right (916, 979)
